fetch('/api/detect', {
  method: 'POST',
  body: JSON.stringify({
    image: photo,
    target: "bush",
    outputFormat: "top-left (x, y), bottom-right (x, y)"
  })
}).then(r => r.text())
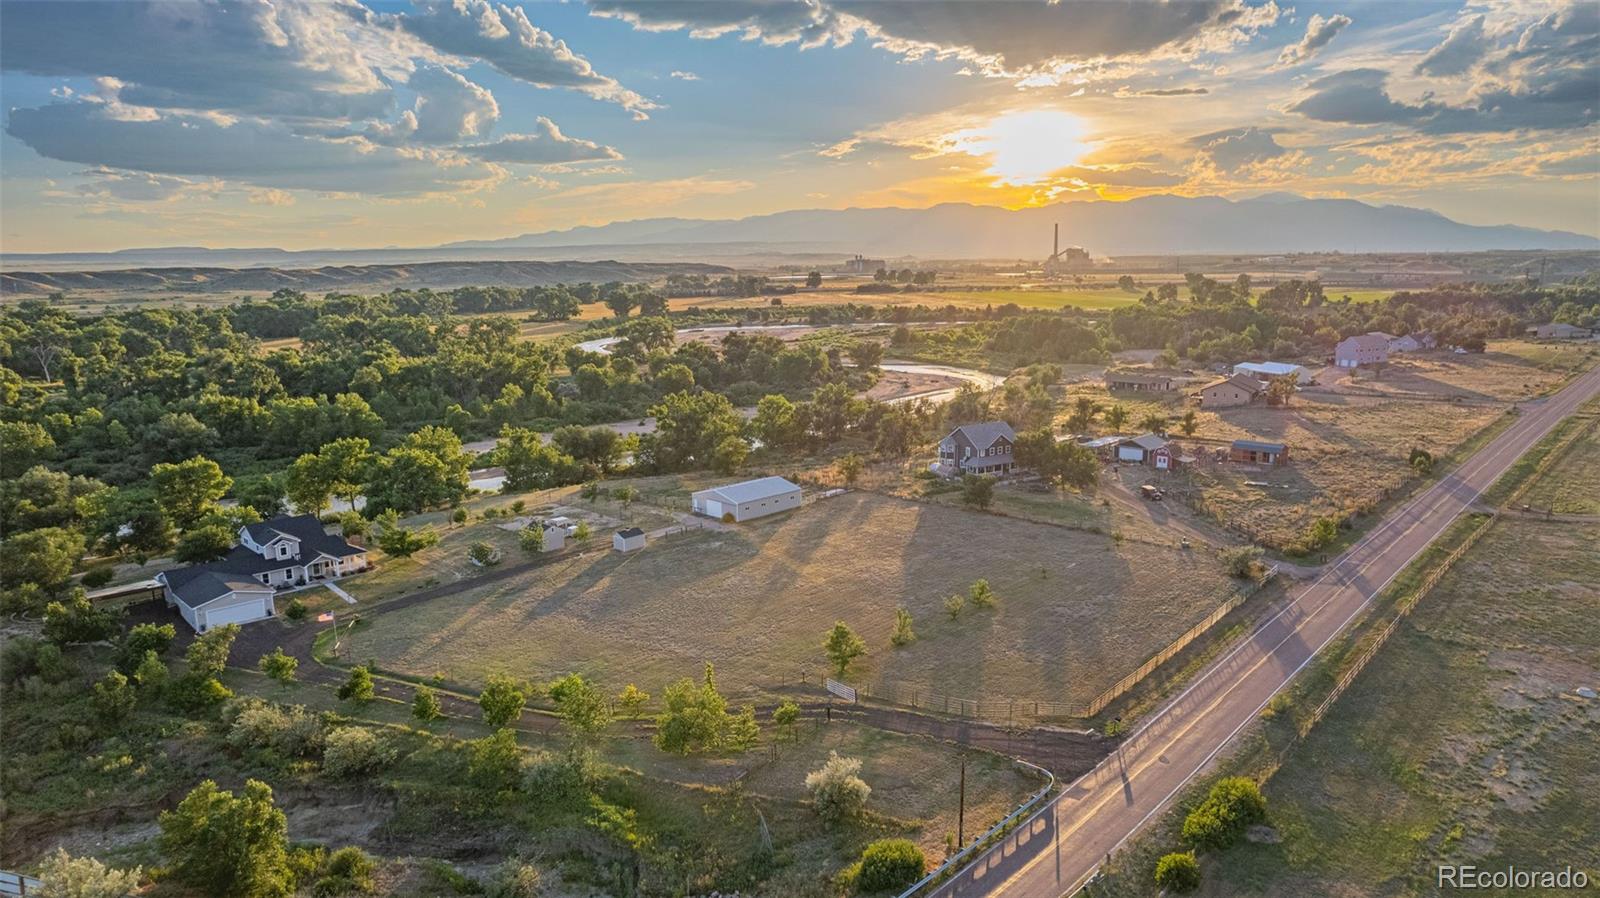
top-left (259, 647), bottom-right (298, 682)
top-left (1154, 851), bottom-right (1201, 892)
top-left (943, 593), bottom-right (965, 619)
top-left (968, 578), bottom-right (997, 608)
top-left (483, 861), bottom-right (542, 898)
top-left (80, 566), bottom-right (115, 589)
top-left (890, 607), bottom-right (916, 646)
top-left (118, 622), bottom-right (176, 672)
top-left (35, 847), bottom-right (141, 898)
top-left (226, 699), bottom-right (326, 758)
top-left (857, 838), bottom-right (925, 892)
top-left (285, 598), bottom-right (309, 621)
top-left (313, 846), bottom-right (375, 896)
top-left (412, 684), bottom-right (443, 722)
top-left (338, 665), bottom-right (375, 702)
top-left (1220, 545), bottom-right (1263, 579)
top-left (805, 751), bottom-right (871, 824)
top-left (523, 748), bottom-right (597, 806)
top-left (1181, 777), bottom-right (1266, 850)
top-left (323, 726), bottom-right (395, 779)
top-left (467, 541), bottom-right (499, 566)
top-left (91, 670), bottom-right (136, 721)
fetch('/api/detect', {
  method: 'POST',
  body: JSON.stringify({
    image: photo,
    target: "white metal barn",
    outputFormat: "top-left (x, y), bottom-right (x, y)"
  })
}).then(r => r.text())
top-left (691, 476), bottom-right (803, 522)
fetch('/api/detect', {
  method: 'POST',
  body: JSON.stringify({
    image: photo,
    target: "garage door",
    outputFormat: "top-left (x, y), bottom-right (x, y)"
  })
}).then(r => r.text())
top-left (204, 595), bottom-right (269, 629)
top-left (703, 499), bottom-right (722, 518)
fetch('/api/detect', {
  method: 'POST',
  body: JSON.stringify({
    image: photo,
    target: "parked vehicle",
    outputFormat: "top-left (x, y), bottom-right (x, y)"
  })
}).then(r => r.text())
top-left (1140, 485), bottom-right (1163, 501)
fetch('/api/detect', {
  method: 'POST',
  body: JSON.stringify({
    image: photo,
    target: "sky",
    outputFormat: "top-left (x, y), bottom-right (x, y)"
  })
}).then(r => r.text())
top-left (0, 0), bottom-right (1596, 253)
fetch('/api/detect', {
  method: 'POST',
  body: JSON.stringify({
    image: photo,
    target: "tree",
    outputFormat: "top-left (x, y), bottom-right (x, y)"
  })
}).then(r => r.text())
top-left (338, 665), bottom-right (375, 702)
top-left (373, 510), bottom-right (439, 558)
top-left (1104, 403), bottom-right (1129, 431)
top-left (1137, 412), bottom-right (1169, 434)
top-left (158, 779), bottom-right (291, 898)
top-left (604, 290), bottom-right (636, 318)
top-left (317, 438), bottom-right (374, 511)
top-left (1155, 852), bottom-right (1201, 893)
top-left (150, 456), bottom-right (232, 530)
top-left (2, 527), bottom-right (86, 593)
top-left (823, 621), bottom-right (867, 676)
top-left (805, 751), bottom-right (871, 824)
top-left (961, 474), bottom-right (994, 510)
top-left (969, 578), bottom-right (997, 609)
top-left (1182, 776), bottom-right (1267, 850)
top-left (753, 394), bottom-right (803, 452)
top-left (572, 521), bottom-right (592, 543)
top-left (837, 452), bottom-right (865, 486)
top-left (479, 673), bottom-right (527, 727)
top-left (1065, 396), bottom-right (1100, 433)
top-left (944, 593), bottom-right (965, 619)
top-left (848, 339), bottom-right (884, 372)
top-left (890, 607), bottom-right (916, 646)
top-left (258, 648), bottom-right (298, 682)
top-left (42, 592), bottom-right (119, 646)
top-left (646, 391), bottom-right (746, 472)
top-left (92, 670), bottom-right (137, 722)
top-left (616, 683), bottom-right (649, 718)
top-left (857, 838), bottom-right (925, 892)
top-left (174, 523), bottom-right (234, 563)
top-left (711, 435), bottom-right (749, 474)
top-left (654, 662), bottom-right (735, 754)
top-left (412, 684), bottom-right (443, 722)
top-left (234, 474), bottom-right (287, 519)
top-left (468, 728), bottom-right (523, 791)
top-left (134, 650), bottom-right (169, 695)
top-left (1220, 545), bottom-right (1263, 578)
top-left (805, 270), bottom-right (823, 288)
top-left (0, 422), bottom-right (55, 478)
top-left (497, 426), bottom-right (580, 492)
top-left (284, 453), bottom-right (334, 515)
top-left (35, 848), bottom-right (142, 898)
top-left (1265, 376), bottom-right (1296, 407)
top-left (519, 525), bottom-right (545, 554)
top-left (772, 700), bottom-right (800, 741)
top-left (547, 672), bottom-right (611, 738)
top-left (1179, 409), bottom-right (1199, 436)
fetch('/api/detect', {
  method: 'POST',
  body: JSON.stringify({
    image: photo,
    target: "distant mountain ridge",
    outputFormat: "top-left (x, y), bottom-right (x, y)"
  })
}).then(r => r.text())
top-left (3, 195), bottom-right (1594, 275)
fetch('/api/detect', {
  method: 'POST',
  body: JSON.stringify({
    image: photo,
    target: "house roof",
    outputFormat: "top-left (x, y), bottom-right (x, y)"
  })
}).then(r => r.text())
top-left (1081, 435), bottom-right (1124, 449)
top-left (1104, 370), bottom-right (1171, 384)
top-left (1203, 373), bottom-right (1266, 394)
top-left (1233, 439), bottom-right (1288, 453)
top-left (1126, 433), bottom-right (1169, 451)
top-left (694, 476), bottom-right (801, 505)
top-left (243, 514), bottom-right (366, 558)
top-left (945, 421), bottom-right (1016, 451)
top-left (616, 527), bottom-right (645, 539)
top-left (161, 568), bottom-right (272, 609)
top-left (1233, 361), bottom-right (1304, 377)
top-left (1338, 333), bottom-right (1391, 352)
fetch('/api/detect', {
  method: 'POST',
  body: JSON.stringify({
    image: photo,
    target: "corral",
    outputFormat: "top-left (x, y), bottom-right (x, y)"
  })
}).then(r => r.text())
top-left (335, 491), bottom-right (1240, 710)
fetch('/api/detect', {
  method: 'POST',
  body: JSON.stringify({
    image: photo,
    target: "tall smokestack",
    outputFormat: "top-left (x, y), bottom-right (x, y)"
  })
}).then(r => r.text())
top-left (1053, 223), bottom-right (1059, 258)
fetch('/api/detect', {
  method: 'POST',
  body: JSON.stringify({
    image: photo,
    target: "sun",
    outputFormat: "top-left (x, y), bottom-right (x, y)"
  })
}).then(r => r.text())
top-left (948, 109), bottom-right (1090, 186)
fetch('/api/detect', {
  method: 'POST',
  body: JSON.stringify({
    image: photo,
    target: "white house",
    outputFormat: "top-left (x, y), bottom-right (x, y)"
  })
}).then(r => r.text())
top-left (1232, 361), bottom-right (1313, 385)
top-left (1335, 332), bottom-right (1391, 368)
top-left (157, 514), bottom-right (369, 632)
top-left (613, 527), bottom-right (646, 553)
top-left (691, 476), bottom-right (803, 522)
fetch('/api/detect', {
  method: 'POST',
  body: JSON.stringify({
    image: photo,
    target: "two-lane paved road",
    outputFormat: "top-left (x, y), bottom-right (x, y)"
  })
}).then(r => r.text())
top-left (933, 362), bottom-right (1600, 898)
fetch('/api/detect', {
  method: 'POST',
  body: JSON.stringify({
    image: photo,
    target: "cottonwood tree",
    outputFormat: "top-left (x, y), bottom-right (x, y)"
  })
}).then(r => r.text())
top-left (150, 456), bottom-right (232, 530)
top-left (158, 779), bottom-right (291, 898)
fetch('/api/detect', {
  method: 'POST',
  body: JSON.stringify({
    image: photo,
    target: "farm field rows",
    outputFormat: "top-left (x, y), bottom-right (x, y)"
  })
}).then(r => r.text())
top-left (1190, 517), bottom-right (1600, 897)
top-left (335, 491), bottom-right (1241, 711)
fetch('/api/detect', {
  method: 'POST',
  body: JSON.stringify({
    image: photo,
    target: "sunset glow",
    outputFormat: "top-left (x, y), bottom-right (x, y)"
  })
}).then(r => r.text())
top-left (947, 109), bottom-right (1090, 185)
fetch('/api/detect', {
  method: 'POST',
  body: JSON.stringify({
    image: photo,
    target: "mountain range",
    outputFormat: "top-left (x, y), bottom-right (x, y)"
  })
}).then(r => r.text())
top-left (3, 195), bottom-right (1594, 275)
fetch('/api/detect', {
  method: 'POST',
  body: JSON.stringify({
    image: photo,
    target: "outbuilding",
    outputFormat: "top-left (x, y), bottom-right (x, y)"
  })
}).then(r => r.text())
top-left (1117, 433), bottom-right (1170, 466)
top-left (1104, 370), bottom-right (1174, 392)
top-left (1198, 373), bottom-right (1266, 409)
top-left (1232, 361), bottom-right (1312, 385)
top-left (691, 476), bottom-right (803, 522)
top-left (612, 528), bottom-right (646, 553)
top-left (1230, 439), bottom-right (1289, 465)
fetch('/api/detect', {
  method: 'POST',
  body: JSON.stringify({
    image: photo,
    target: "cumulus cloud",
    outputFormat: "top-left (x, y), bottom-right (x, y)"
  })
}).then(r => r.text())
top-left (1276, 13), bottom-right (1352, 67)
top-left (400, 0), bottom-right (659, 119)
top-left (670, 70), bottom-right (701, 80)
top-left (461, 117), bottom-right (623, 165)
top-left (589, 0), bottom-right (1281, 81)
top-left (6, 102), bottom-right (503, 194)
top-left (72, 168), bottom-right (215, 204)
top-left (1414, 14), bottom-right (1489, 77)
top-left (1189, 126), bottom-right (1293, 174)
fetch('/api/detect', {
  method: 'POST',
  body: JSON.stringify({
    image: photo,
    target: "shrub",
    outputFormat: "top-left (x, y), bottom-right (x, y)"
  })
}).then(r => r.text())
top-left (91, 670), bottom-right (136, 721)
top-left (412, 684), bottom-right (443, 722)
top-left (1220, 545), bottom-right (1263, 579)
top-left (80, 566), bottom-right (115, 589)
top-left (323, 726), bottom-right (395, 779)
top-left (259, 647), bottom-right (298, 682)
top-left (285, 598), bottom-right (309, 621)
top-left (968, 578), bottom-right (997, 609)
top-left (616, 683), bottom-right (649, 717)
top-left (118, 622), bottom-right (176, 672)
top-left (944, 593), bottom-right (965, 619)
top-left (890, 607), bottom-right (916, 646)
top-left (1154, 851), bottom-right (1201, 892)
top-left (479, 674), bottom-right (527, 727)
top-left (467, 541), bottom-right (499, 566)
top-left (523, 748), bottom-right (597, 806)
top-left (452, 509), bottom-right (469, 525)
top-left (338, 665), bottom-right (375, 702)
top-left (159, 780), bottom-right (291, 898)
top-left (857, 838), bottom-right (925, 892)
top-left (725, 704), bottom-right (761, 750)
top-left (227, 700), bottom-right (326, 758)
top-left (518, 526), bottom-right (544, 554)
top-left (35, 848), bottom-right (142, 898)
top-left (133, 650), bottom-right (168, 695)
top-left (313, 846), bottom-right (375, 896)
top-left (483, 861), bottom-right (542, 898)
top-left (805, 751), bottom-right (871, 824)
top-left (1182, 777), bottom-right (1266, 850)
top-left (469, 729), bottom-right (523, 792)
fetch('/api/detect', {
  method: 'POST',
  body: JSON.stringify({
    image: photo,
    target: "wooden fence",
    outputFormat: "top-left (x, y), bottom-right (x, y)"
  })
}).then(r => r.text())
top-left (0, 871), bottom-right (43, 897)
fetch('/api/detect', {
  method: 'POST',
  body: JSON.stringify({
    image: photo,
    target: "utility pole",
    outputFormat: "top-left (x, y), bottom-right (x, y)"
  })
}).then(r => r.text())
top-left (957, 754), bottom-right (967, 846)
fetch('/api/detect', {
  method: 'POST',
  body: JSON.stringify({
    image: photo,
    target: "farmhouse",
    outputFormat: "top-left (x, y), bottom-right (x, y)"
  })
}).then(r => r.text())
top-left (691, 476), bottom-right (803, 522)
top-left (156, 514), bottom-right (369, 632)
top-left (1387, 333), bottom-right (1434, 353)
top-left (1104, 370), bottom-right (1174, 392)
top-left (1198, 373), bottom-right (1266, 409)
top-left (1530, 322), bottom-right (1593, 340)
top-left (613, 528), bottom-right (646, 553)
top-left (1232, 361), bottom-right (1312, 385)
top-left (1335, 332), bottom-right (1391, 367)
top-left (1117, 433), bottom-right (1171, 468)
top-left (1231, 439), bottom-right (1289, 465)
top-left (935, 421), bottom-right (1017, 477)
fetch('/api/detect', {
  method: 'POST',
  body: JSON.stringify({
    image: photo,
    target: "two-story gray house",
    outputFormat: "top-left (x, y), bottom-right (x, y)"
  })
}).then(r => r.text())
top-left (935, 421), bottom-right (1018, 477)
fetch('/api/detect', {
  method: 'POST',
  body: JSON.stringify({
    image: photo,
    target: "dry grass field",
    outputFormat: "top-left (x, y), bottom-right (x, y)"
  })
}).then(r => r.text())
top-left (1191, 517), bottom-right (1600, 897)
top-left (334, 491), bottom-right (1240, 709)
top-left (1331, 342), bottom-right (1595, 401)
top-left (1519, 414), bottom-right (1600, 515)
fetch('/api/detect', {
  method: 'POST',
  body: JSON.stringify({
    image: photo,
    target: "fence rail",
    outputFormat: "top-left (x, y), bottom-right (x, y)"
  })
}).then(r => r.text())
top-left (896, 758), bottom-right (1055, 898)
top-left (0, 870), bottom-right (43, 897)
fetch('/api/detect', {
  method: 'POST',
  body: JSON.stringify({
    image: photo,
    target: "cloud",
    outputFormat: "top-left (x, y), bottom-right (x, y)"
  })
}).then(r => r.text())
top-left (1414, 14), bottom-right (1489, 77)
top-left (1289, 58), bottom-right (1599, 133)
top-left (6, 102), bottom-right (504, 194)
top-left (249, 188), bottom-right (298, 206)
top-left (403, 65), bottom-right (501, 144)
top-left (547, 174), bottom-right (755, 208)
top-left (400, 0), bottom-right (658, 119)
top-left (461, 117), bottom-right (623, 165)
top-left (1132, 87), bottom-right (1211, 96)
top-left (1286, 68), bottom-right (1426, 125)
top-left (1276, 13), bottom-right (1352, 67)
top-left (72, 168), bottom-right (216, 204)
top-left (1189, 126), bottom-right (1292, 174)
top-left (670, 70), bottom-right (701, 81)
top-left (589, 0), bottom-right (1282, 81)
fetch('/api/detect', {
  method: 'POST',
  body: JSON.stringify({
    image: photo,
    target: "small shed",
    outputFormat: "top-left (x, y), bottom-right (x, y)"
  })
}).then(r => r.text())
top-left (612, 527), bottom-right (646, 553)
top-left (1230, 439), bottom-right (1289, 465)
top-left (1117, 433), bottom-right (1170, 466)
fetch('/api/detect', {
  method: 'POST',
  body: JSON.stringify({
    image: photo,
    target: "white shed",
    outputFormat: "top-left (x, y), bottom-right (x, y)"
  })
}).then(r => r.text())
top-left (691, 476), bottom-right (803, 522)
top-left (612, 527), bottom-right (646, 553)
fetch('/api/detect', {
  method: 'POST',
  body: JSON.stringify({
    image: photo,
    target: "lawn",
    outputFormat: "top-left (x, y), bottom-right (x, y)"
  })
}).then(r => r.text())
top-left (334, 491), bottom-right (1241, 711)
top-left (1193, 517), bottom-right (1600, 897)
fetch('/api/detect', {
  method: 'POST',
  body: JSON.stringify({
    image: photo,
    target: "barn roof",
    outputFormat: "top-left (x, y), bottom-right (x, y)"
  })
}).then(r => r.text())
top-left (694, 476), bottom-right (801, 505)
